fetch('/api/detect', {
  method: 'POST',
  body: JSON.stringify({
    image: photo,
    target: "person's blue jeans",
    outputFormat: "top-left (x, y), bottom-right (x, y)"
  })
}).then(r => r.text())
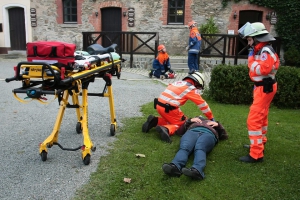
top-left (171, 130), bottom-right (216, 178)
top-left (188, 53), bottom-right (199, 72)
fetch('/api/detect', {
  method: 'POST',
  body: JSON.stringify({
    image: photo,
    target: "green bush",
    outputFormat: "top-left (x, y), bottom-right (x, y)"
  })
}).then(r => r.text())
top-left (273, 66), bottom-right (300, 108)
top-left (209, 64), bottom-right (300, 109)
top-left (209, 65), bottom-right (253, 105)
top-left (283, 46), bottom-right (300, 67)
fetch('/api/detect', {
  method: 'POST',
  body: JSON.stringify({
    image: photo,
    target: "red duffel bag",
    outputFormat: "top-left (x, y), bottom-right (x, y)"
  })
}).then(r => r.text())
top-left (27, 41), bottom-right (76, 66)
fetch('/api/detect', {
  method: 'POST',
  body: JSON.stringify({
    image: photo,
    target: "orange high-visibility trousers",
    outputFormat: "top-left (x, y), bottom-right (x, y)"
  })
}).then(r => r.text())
top-left (247, 83), bottom-right (277, 159)
top-left (156, 105), bottom-right (186, 136)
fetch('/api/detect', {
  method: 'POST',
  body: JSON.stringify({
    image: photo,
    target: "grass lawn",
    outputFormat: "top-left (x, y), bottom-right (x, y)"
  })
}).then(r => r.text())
top-left (74, 97), bottom-right (300, 200)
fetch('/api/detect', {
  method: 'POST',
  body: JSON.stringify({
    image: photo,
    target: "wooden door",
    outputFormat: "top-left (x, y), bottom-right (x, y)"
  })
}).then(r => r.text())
top-left (238, 11), bottom-right (263, 55)
top-left (8, 7), bottom-right (26, 50)
top-left (101, 7), bottom-right (121, 48)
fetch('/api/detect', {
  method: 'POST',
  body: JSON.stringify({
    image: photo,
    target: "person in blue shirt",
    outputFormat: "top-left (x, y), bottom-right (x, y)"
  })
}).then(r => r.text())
top-left (186, 20), bottom-right (201, 74)
top-left (162, 116), bottom-right (228, 180)
top-left (149, 44), bottom-right (177, 80)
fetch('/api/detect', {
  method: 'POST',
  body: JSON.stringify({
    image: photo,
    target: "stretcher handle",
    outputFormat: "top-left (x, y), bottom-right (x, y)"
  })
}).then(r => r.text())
top-left (13, 88), bottom-right (62, 95)
top-left (5, 77), bottom-right (17, 82)
top-left (5, 61), bottom-right (60, 83)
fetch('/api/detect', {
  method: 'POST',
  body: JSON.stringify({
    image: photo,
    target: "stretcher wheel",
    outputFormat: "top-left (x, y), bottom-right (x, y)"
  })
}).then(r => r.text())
top-left (83, 154), bottom-right (91, 165)
top-left (110, 124), bottom-right (116, 136)
top-left (91, 146), bottom-right (96, 152)
top-left (40, 150), bottom-right (47, 161)
top-left (76, 122), bottom-right (82, 134)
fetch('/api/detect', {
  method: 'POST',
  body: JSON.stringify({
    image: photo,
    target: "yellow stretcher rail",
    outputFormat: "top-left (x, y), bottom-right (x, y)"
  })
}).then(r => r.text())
top-left (5, 60), bottom-right (122, 165)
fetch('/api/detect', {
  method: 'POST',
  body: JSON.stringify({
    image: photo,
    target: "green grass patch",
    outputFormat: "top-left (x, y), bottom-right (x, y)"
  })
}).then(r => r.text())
top-left (74, 99), bottom-right (300, 200)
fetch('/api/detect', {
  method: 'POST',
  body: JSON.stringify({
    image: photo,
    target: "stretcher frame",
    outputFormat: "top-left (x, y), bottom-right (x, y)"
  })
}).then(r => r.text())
top-left (5, 59), bottom-right (121, 165)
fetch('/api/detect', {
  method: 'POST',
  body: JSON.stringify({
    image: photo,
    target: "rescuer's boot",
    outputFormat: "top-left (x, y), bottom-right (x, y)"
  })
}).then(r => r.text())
top-left (155, 126), bottom-right (172, 143)
top-left (239, 154), bottom-right (264, 163)
top-left (142, 115), bottom-right (158, 133)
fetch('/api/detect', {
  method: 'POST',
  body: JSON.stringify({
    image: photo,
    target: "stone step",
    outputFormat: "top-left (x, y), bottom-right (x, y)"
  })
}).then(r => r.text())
top-left (170, 58), bottom-right (187, 63)
top-left (7, 50), bottom-right (26, 55)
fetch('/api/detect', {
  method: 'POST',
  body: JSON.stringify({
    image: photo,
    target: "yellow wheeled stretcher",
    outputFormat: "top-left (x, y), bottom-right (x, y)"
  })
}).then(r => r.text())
top-left (5, 58), bottom-right (122, 165)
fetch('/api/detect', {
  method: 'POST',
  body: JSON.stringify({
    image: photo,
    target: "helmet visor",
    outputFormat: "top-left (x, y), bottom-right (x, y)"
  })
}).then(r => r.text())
top-left (238, 22), bottom-right (256, 38)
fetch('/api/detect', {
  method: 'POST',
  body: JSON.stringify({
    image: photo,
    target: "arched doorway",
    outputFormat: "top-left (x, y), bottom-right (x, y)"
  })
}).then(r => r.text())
top-left (8, 7), bottom-right (26, 50)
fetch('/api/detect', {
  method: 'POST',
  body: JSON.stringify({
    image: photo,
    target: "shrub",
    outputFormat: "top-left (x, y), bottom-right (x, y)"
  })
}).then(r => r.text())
top-left (273, 66), bottom-right (300, 108)
top-left (209, 64), bottom-right (300, 109)
top-left (283, 46), bottom-right (300, 67)
top-left (209, 64), bottom-right (253, 105)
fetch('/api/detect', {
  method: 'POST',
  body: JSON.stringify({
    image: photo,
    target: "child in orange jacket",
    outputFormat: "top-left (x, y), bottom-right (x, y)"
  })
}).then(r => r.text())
top-left (149, 44), bottom-right (177, 80)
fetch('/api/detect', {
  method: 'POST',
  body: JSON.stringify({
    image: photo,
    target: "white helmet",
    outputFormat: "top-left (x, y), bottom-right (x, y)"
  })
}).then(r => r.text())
top-left (183, 72), bottom-right (205, 89)
top-left (238, 22), bottom-right (276, 42)
top-left (238, 22), bottom-right (269, 38)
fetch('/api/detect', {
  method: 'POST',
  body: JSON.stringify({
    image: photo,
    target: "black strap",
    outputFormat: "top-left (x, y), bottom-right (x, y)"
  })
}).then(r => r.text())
top-left (154, 98), bottom-right (177, 113)
top-left (33, 46), bottom-right (37, 56)
top-left (254, 78), bottom-right (276, 86)
top-left (51, 46), bottom-right (57, 57)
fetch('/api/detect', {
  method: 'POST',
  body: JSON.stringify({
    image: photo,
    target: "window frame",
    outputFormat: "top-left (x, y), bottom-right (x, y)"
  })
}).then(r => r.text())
top-left (63, 0), bottom-right (77, 24)
top-left (167, 0), bottom-right (185, 25)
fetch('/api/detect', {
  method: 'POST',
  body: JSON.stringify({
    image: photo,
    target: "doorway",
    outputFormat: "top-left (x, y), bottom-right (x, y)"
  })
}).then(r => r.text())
top-left (238, 10), bottom-right (263, 55)
top-left (8, 7), bottom-right (26, 50)
top-left (101, 7), bottom-right (122, 48)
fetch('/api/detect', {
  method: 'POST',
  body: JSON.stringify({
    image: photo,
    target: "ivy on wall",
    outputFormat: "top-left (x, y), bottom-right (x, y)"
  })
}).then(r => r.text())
top-left (221, 0), bottom-right (300, 52)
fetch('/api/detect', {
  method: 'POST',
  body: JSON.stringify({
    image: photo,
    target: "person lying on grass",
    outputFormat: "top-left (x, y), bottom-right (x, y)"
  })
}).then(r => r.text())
top-left (162, 116), bottom-right (228, 180)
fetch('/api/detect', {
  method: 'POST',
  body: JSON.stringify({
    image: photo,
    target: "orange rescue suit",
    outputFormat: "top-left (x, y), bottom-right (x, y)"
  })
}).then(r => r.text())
top-left (156, 80), bottom-right (214, 136)
top-left (247, 42), bottom-right (280, 159)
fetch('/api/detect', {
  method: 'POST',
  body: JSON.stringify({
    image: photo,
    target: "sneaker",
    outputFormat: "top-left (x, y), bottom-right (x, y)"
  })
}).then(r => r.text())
top-left (182, 167), bottom-right (203, 180)
top-left (173, 73), bottom-right (177, 78)
top-left (162, 163), bottom-right (182, 177)
top-left (142, 115), bottom-right (158, 133)
top-left (155, 126), bottom-right (172, 143)
top-left (239, 154), bottom-right (264, 163)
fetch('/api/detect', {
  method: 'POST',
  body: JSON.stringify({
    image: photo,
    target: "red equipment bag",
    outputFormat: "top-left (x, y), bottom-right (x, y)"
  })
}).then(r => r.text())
top-left (27, 41), bottom-right (76, 66)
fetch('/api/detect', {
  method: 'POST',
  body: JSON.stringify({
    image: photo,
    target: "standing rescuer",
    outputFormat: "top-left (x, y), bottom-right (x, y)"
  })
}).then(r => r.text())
top-left (186, 20), bottom-right (201, 74)
top-left (238, 22), bottom-right (280, 163)
top-left (142, 72), bottom-right (214, 143)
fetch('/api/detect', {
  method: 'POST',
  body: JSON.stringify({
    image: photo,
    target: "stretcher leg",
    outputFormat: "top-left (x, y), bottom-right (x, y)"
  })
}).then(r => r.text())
top-left (81, 88), bottom-right (94, 165)
top-left (104, 85), bottom-right (117, 136)
top-left (71, 91), bottom-right (83, 133)
top-left (39, 91), bottom-right (70, 160)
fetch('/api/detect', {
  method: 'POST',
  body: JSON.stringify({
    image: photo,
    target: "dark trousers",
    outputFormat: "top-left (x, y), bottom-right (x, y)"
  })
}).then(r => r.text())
top-left (171, 130), bottom-right (216, 178)
top-left (188, 53), bottom-right (199, 71)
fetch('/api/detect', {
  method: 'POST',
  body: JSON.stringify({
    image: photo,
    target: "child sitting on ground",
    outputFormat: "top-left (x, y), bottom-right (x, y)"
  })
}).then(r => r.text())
top-left (149, 44), bottom-right (177, 80)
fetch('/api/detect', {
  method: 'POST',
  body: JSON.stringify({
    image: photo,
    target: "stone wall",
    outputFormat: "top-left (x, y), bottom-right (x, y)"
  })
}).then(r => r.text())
top-left (30, 0), bottom-right (277, 55)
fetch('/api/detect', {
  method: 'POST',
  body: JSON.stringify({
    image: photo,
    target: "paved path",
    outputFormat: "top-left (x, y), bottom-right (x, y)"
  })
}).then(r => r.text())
top-left (121, 65), bottom-right (212, 87)
top-left (122, 67), bottom-right (188, 85)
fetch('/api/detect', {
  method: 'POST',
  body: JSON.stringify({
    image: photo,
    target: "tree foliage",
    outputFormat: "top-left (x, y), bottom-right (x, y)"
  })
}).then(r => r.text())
top-left (221, 0), bottom-right (300, 51)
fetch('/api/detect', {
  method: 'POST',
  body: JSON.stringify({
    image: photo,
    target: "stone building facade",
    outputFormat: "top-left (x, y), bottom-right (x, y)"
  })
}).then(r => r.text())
top-left (0, 0), bottom-right (277, 55)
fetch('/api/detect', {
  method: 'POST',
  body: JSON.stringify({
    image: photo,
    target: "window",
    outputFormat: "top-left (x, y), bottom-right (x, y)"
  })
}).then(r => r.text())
top-left (168, 0), bottom-right (185, 24)
top-left (63, 0), bottom-right (77, 23)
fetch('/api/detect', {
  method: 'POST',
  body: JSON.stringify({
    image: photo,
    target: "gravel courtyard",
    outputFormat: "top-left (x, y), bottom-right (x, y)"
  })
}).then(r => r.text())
top-left (0, 58), bottom-right (166, 200)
